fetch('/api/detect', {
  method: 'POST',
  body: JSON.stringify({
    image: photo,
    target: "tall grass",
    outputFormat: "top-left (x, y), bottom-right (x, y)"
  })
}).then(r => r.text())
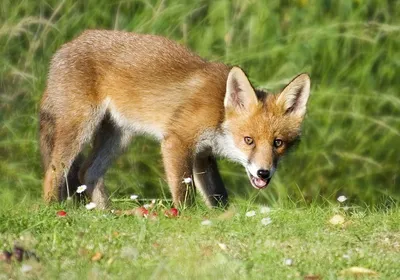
top-left (0, 0), bottom-right (399, 205)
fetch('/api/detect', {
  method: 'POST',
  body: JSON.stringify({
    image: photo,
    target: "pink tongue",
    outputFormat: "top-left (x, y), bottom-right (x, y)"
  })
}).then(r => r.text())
top-left (254, 177), bottom-right (267, 188)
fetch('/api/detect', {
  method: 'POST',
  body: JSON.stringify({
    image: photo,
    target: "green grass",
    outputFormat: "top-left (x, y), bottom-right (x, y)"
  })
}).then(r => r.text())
top-left (0, 1), bottom-right (400, 278)
top-left (0, 0), bottom-right (399, 204)
top-left (1, 198), bottom-right (399, 279)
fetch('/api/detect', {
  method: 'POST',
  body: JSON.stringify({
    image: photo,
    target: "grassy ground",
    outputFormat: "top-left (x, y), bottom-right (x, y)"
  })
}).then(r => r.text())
top-left (1, 198), bottom-right (399, 279)
top-left (1, 0), bottom-right (399, 205)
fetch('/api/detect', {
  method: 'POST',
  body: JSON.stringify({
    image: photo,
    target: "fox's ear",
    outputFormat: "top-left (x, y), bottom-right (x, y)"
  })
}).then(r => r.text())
top-left (276, 73), bottom-right (311, 117)
top-left (224, 67), bottom-right (258, 112)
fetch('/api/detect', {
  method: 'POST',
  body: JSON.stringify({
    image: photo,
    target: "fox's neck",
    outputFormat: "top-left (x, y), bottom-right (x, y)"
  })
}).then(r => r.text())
top-left (195, 123), bottom-right (246, 165)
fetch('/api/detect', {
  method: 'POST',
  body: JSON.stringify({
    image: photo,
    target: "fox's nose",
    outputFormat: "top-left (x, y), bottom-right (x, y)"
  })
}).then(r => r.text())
top-left (257, 169), bottom-right (270, 179)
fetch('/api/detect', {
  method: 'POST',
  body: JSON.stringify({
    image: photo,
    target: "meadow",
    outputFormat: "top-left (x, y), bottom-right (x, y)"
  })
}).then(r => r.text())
top-left (0, 0), bottom-right (399, 278)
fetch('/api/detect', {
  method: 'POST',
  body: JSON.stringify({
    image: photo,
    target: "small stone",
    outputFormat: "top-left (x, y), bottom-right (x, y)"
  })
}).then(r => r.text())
top-left (201, 220), bottom-right (212, 226)
top-left (284, 258), bottom-right (294, 266)
top-left (21, 264), bottom-right (32, 273)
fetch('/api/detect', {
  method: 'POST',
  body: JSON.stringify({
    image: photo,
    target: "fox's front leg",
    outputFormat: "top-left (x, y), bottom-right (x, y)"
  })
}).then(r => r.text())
top-left (193, 152), bottom-right (228, 208)
top-left (161, 135), bottom-right (195, 207)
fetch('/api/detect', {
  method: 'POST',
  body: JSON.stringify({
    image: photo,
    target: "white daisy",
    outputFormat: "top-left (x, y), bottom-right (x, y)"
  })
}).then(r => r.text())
top-left (260, 206), bottom-right (271, 214)
top-left (261, 217), bottom-right (272, 226)
top-left (130, 194), bottom-right (139, 200)
top-left (182, 177), bottom-right (192, 184)
top-left (245, 210), bottom-right (256, 217)
top-left (76, 185), bottom-right (87, 193)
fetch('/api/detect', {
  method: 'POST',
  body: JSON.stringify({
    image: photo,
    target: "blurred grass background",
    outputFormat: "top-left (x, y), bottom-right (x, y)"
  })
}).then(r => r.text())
top-left (0, 0), bottom-right (399, 206)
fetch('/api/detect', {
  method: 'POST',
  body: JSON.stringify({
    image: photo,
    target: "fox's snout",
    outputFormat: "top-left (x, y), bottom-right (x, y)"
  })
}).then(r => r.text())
top-left (256, 169), bottom-right (271, 180)
top-left (245, 160), bottom-right (276, 189)
top-left (246, 161), bottom-right (275, 179)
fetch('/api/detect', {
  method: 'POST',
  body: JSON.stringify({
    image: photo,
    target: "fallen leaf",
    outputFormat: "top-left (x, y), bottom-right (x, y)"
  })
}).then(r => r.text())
top-left (329, 214), bottom-right (345, 225)
top-left (135, 207), bottom-right (149, 217)
top-left (218, 243), bottom-right (227, 251)
top-left (56, 210), bottom-right (67, 217)
top-left (148, 212), bottom-right (158, 220)
top-left (0, 251), bottom-right (12, 263)
top-left (200, 245), bottom-right (213, 257)
top-left (164, 208), bottom-right (179, 218)
top-left (340, 266), bottom-right (378, 276)
top-left (91, 252), bottom-right (103, 262)
top-left (201, 220), bottom-right (212, 226)
top-left (303, 275), bottom-right (321, 280)
top-left (78, 248), bottom-right (89, 256)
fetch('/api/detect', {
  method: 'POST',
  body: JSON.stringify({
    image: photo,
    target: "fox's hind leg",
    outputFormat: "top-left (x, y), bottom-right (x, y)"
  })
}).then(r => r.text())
top-left (41, 105), bottom-right (105, 202)
top-left (42, 126), bottom-right (87, 202)
top-left (193, 152), bottom-right (228, 208)
top-left (40, 108), bottom-right (85, 199)
top-left (79, 115), bottom-right (131, 209)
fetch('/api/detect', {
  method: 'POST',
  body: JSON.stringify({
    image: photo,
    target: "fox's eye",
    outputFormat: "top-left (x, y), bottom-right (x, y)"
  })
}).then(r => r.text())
top-left (274, 138), bottom-right (283, 148)
top-left (244, 136), bottom-right (254, 145)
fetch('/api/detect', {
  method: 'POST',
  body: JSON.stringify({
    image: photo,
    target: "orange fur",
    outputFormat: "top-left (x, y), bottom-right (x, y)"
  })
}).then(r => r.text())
top-left (39, 30), bottom-right (311, 208)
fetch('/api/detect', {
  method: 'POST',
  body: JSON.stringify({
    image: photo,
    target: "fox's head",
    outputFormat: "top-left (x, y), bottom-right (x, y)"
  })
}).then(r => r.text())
top-left (222, 67), bottom-right (311, 190)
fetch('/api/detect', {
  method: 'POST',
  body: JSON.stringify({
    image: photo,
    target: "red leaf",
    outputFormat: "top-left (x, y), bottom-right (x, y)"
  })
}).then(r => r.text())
top-left (57, 210), bottom-right (67, 217)
top-left (164, 208), bottom-right (179, 218)
top-left (134, 207), bottom-right (149, 217)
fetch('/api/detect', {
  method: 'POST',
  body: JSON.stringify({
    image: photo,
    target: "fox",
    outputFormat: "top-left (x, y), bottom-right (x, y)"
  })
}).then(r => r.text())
top-left (40, 30), bottom-right (311, 209)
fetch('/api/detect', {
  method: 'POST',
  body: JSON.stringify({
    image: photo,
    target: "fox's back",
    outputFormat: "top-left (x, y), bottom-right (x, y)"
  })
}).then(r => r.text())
top-left (45, 30), bottom-right (230, 137)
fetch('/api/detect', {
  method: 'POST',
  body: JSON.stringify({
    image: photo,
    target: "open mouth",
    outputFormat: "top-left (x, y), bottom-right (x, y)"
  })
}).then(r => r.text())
top-left (247, 170), bottom-right (271, 190)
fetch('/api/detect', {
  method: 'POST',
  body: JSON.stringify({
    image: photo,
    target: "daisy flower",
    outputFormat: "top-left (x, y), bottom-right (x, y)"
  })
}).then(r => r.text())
top-left (130, 194), bottom-right (139, 200)
top-left (76, 185), bottom-right (87, 193)
top-left (183, 177), bottom-right (192, 184)
top-left (261, 217), bottom-right (272, 226)
top-left (245, 210), bottom-right (256, 217)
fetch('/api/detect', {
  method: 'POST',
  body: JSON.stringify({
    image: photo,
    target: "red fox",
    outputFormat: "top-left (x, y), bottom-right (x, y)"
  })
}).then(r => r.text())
top-left (40, 30), bottom-right (311, 209)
